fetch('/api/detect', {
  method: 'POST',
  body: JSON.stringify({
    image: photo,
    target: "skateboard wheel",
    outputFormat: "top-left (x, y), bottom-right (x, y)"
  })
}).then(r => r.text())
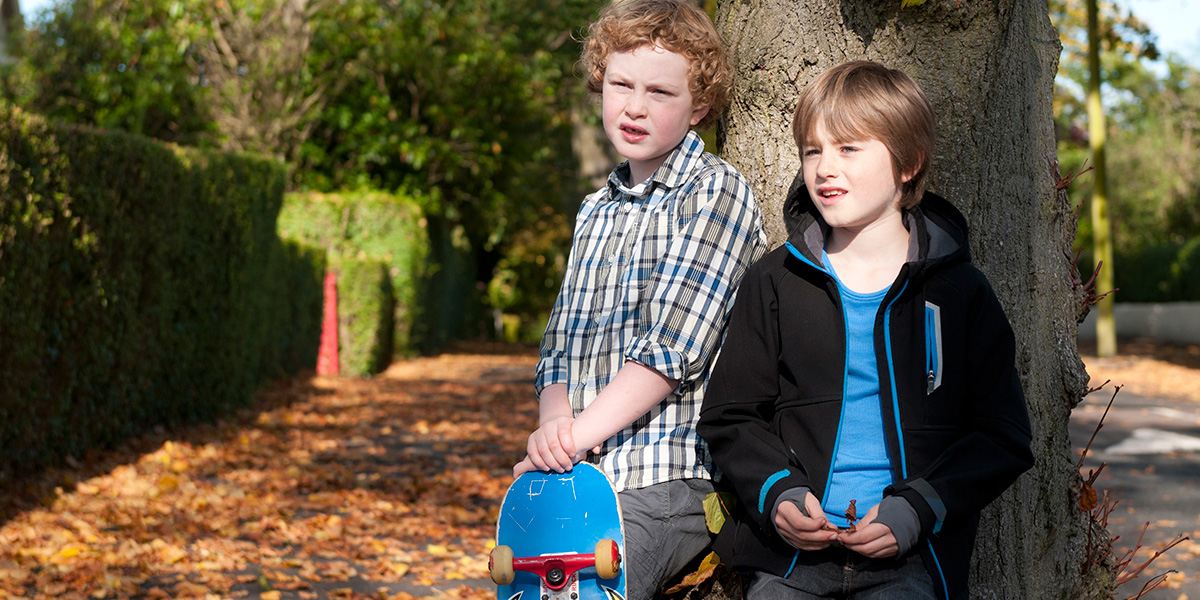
top-left (490, 545), bottom-right (515, 585)
top-left (595, 539), bottom-right (620, 579)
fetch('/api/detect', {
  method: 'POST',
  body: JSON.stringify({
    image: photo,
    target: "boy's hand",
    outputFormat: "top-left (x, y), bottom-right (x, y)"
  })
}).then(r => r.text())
top-left (775, 492), bottom-right (837, 551)
top-left (836, 504), bottom-right (899, 558)
top-left (515, 416), bottom-right (580, 476)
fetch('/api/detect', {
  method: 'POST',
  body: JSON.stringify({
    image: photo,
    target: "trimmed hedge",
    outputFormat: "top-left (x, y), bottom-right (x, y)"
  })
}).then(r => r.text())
top-left (337, 258), bottom-right (395, 376)
top-left (1083, 237), bottom-right (1200, 302)
top-left (0, 103), bottom-right (324, 482)
top-left (279, 191), bottom-right (479, 356)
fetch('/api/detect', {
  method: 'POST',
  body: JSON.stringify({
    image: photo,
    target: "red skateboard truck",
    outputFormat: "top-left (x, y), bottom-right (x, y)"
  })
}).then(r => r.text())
top-left (489, 539), bottom-right (622, 590)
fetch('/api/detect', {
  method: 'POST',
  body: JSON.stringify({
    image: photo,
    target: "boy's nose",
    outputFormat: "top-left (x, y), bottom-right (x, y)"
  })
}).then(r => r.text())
top-left (625, 92), bottom-right (647, 117)
top-left (816, 155), bottom-right (838, 177)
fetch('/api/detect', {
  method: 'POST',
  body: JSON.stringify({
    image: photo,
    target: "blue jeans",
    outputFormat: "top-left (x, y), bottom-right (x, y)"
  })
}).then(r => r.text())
top-left (619, 478), bottom-right (714, 600)
top-left (746, 546), bottom-right (936, 600)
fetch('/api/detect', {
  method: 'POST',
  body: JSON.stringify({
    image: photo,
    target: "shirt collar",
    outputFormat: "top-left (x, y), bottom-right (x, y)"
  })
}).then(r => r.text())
top-left (608, 130), bottom-right (706, 199)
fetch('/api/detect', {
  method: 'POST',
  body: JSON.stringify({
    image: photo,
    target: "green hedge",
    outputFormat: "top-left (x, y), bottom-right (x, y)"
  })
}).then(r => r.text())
top-left (0, 103), bottom-right (324, 482)
top-left (278, 191), bottom-right (480, 355)
top-left (338, 258), bottom-right (395, 376)
top-left (1084, 238), bottom-right (1200, 303)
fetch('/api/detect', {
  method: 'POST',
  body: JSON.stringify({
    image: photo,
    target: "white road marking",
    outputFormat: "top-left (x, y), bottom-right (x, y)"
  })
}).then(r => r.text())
top-left (1104, 428), bottom-right (1200, 454)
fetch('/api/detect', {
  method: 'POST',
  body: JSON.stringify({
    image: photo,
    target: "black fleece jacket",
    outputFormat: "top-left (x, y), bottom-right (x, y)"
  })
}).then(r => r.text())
top-left (697, 180), bottom-right (1034, 600)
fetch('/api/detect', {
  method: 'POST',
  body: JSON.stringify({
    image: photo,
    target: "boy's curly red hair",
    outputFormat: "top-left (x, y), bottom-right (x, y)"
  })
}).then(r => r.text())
top-left (581, 0), bottom-right (732, 130)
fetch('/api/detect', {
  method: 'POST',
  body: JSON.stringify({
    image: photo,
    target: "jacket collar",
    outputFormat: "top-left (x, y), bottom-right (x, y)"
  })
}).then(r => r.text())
top-left (781, 169), bottom-right (970, 277)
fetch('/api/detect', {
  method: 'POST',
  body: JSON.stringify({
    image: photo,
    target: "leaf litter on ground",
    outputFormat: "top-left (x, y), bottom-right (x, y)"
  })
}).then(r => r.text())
top-left (0, 344), bottom-right (540, 599)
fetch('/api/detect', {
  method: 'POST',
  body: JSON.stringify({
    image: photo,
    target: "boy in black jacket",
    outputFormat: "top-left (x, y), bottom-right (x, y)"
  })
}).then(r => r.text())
top-left (696, 61), bottom-right (1034, 600)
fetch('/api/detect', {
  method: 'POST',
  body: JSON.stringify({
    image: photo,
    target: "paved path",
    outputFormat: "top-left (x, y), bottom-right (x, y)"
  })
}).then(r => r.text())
top-left (1070, 389), bottom-right (1200, 598)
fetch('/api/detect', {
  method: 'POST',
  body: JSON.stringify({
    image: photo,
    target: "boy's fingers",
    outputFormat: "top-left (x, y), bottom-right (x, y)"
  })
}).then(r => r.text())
top-left (555, 423), bottom-right (577, 459)
top-left (533, 435), bottom-right (571, 473)
top-left (512, 457), bottom-right (532, 478)
top-left (838, 523), bottom-right (898, 558)
top-left (844, 537), bottom-right (897, 558)
top-left (804, 493), bottom-right (826, 523)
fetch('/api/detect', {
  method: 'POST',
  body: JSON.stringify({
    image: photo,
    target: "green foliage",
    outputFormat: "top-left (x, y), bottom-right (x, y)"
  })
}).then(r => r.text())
top-left (298, 0), bottom-right (597, 281)
top-left (278, 191), bottom-right (428, 354)
top-left (1094, 237), bottom-right (1200, 303)
top-left (487, 203), bottom-right (572, 343)
top-left (1051, 0), bottom-right (1200, 301)
top-left (0, 103), bottom-right (323, 482)
top-left (336, 258), bottom-right (395, 377)
top-left (1, 0), bottom-right (214, 144)
top-left (6, 0), bottom-right (594, 346)
top-left (1050, 0), bottom-right (1159, 130)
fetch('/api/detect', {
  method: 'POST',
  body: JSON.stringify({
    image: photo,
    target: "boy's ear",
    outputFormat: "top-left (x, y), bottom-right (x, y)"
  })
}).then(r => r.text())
top-left (690, 104), bottom-right (711, 127)
top-left (899, 152), bottom-right (925, 183)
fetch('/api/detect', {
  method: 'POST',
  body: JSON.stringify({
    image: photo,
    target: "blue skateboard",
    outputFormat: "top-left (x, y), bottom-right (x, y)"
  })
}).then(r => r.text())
top-left (490, 462), bottom-right (626, 600)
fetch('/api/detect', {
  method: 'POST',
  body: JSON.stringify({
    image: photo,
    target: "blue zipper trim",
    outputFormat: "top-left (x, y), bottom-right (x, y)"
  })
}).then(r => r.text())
top-left (784, 241), bottom-right (828, 274)
top-left (924, 302), bottom-right (943, 393)
top-left (783, 550), bottom-right (800, 579)
top-left (883, 279), bottom-right (911, 479)
top-left (785, 241), bottom-right (843, 517)
top-left (925, 305), bottom-right (935, 390)
top-left (822, 291), bottom-right (853, 517)
top-left (759, 469), bottom-right (791, 514)
top-left (926, 540), bottom-right (950, 600)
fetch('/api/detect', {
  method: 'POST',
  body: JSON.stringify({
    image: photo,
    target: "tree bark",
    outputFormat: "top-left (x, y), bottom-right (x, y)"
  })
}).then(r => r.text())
top-left (714, 0), bottom-right (1108, 597)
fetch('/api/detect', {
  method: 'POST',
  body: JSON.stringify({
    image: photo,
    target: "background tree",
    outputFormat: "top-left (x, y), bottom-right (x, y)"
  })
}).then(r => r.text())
top-left (715, 0), bottom-right (1103, 597)
top-left (297, 0), bottom-right (602, 325)
top-left (195, 0), bottom-right (325, 164)
top-left (1, 0), bottom-right (213, 143)
top-left (1084, 0), bottom-right (1116, 356)
top-left (2, 0), bottom-right (608, 339)
top-left (1051, 0), bottom-right (1200, 295)
top-left (0, 0), bottom-right (20, 63)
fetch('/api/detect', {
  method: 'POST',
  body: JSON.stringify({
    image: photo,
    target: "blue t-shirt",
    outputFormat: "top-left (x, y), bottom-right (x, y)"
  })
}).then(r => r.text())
top-left (821, 253), bottom-right (894, 528)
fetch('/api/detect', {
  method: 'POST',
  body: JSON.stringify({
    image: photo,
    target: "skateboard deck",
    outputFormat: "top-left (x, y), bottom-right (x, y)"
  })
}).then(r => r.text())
top-left (490, 462), bottom-right (626, 600)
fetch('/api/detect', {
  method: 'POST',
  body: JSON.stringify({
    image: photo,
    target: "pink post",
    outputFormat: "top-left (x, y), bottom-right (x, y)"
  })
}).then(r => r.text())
top-left (316, 271), bottom-right (339, 375)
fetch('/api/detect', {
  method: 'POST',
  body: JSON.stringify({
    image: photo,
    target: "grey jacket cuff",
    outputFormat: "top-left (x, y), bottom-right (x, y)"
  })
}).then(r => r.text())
top-left (873, 495), bottom-right (921, 556)
top-left (770, 487), bottom-right (811, 536)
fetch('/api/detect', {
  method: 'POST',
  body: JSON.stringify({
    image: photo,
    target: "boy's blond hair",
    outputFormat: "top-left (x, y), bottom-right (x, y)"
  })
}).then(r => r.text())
top-left (792, 61), bottom-right (935, 209)
top-left (581, 0), bottom-right (732, 130)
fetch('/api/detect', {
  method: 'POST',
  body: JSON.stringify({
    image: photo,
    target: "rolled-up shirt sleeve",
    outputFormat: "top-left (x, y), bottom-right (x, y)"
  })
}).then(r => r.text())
top-left (626, 167), bottom-right (765, 383)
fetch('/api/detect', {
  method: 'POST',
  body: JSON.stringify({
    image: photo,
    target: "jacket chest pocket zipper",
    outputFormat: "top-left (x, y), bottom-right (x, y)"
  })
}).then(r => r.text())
top-left (925, 302), bottom-right (943, 394)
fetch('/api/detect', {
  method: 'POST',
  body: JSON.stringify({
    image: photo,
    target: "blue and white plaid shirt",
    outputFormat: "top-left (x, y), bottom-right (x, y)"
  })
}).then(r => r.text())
top-left (536, 131), bottom-right (768, 492)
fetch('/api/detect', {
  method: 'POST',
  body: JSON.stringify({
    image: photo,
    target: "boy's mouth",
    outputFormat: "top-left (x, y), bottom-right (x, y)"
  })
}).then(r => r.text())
top-left (620, 124), bottom-right (648, 140)
top-left (818, 188), bottom-right (847, 202)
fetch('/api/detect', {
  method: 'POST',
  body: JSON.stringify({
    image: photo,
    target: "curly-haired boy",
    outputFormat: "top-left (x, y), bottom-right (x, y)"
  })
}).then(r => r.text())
top-left (514, 2), bottom-right (768, 598)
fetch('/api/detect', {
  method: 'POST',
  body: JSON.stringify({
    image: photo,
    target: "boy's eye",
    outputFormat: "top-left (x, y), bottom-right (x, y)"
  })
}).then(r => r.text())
top-left (802, 148), bottom-right (820, 157)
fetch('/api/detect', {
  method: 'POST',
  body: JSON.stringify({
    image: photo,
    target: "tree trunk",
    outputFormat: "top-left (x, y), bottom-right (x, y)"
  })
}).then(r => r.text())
top-left (1085, 0), bottom-right (1116, 358)
top-left (714, 0), bottom-right (1108, 597)
top-left (0, 0), bottom-right (20, 65)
